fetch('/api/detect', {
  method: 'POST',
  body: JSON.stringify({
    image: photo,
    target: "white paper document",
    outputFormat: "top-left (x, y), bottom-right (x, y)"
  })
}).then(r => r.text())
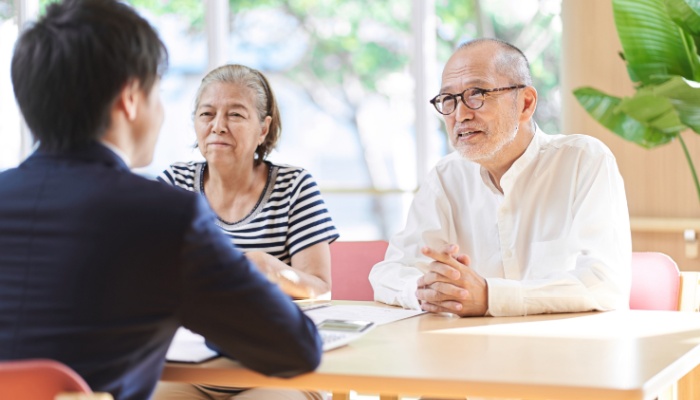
top-left (165, 305), bottom-right (424, 361)
top-left (304, 305), bottom-right (425, 325)
top-left (166, 327), bottom-right (219, 363)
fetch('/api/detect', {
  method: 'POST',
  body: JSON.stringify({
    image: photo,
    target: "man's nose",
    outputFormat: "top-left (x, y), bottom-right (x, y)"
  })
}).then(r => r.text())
top-left (453, 98), bottom-right (475, 122)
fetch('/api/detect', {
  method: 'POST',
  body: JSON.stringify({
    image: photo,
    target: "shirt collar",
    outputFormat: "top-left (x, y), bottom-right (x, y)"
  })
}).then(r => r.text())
top-left (99, 139), bottom-right (132, 168)
top-left (24, 141), bottom-right (130, 172)
top-left (479, 125), bottom-right (548, 194)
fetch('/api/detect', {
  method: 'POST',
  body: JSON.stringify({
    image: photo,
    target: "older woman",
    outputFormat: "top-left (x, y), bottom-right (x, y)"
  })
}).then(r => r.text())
top-left (155, 65), bottom-right (334, 399)
top-left (159, 64), bottom-right (338, 299)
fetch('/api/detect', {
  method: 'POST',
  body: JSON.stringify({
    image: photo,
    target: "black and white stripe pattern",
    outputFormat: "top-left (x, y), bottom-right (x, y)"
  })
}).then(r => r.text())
top-left (158, 161), bottom-right (339, 264)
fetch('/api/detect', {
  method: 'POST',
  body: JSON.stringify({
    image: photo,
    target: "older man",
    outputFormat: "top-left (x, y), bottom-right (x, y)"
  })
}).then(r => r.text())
top-left (370, 38), bottom-right (631, 317)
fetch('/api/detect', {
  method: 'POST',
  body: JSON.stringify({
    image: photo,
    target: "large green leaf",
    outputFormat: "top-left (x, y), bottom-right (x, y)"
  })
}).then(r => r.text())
top-left (578, 0), bottom-right (700, 203)
top-left (573, 87), bottom-right (677, 148)
top-left (653, 76), bottom-right (700, 133)
top-left (667, 0), bottom-right (700, 35)
top-left (613, 0), bottom-right (696, 84)
top-left (616, 88), bottom-right (687, 134)
top-left (666, 0), bottom-right (700, 80)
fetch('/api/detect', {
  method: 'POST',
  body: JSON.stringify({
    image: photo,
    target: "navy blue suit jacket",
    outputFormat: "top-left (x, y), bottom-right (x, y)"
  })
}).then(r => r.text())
top-left (0, 143), bottom-right (322, 400)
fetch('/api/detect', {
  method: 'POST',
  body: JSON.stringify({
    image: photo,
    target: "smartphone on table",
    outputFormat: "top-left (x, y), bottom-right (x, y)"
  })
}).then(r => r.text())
top-left (317, 319), bottom-right (374, 351)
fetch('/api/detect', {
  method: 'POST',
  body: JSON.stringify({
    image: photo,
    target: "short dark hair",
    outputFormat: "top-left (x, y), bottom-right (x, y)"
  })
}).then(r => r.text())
top-left (11, 0), bottom-right (168, 152)
top-left (193, 64), bottom-right (282, 166)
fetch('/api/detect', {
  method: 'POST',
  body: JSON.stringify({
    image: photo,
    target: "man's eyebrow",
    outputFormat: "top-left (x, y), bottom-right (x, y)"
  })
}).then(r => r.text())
top-left (440, 80), bottom-right (490, 94)
top-left (439, 85), bottom-right (477, 94)
top-left (439, 86), bottom-right (459, 94)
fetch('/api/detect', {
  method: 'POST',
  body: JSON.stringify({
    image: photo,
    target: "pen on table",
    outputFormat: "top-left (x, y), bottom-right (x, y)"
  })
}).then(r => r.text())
top-left (296, 301), bottom-right (332, 312)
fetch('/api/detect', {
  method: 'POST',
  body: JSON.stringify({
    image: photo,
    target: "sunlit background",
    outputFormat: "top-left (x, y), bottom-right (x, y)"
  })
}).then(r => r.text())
top-left (0, 0), bottom-right (561, 240)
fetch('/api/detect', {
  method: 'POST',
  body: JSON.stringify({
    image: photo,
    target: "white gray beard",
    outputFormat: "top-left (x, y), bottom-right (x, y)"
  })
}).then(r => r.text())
top-left (457, 124), bottom-right (519, 163)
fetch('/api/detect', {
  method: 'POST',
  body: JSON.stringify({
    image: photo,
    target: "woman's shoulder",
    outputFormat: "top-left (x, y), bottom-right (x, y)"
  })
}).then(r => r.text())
top-left (158, 161), bottom-right (203, 188)
top-left (167, 161), bottom-right (202, 176)
top-left (268, 161), bottom-right (314, 183)
top-left (268, 161), bottom-right (307, 175)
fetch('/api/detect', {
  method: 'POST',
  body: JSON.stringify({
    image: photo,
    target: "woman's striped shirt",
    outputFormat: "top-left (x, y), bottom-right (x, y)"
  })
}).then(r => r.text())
top-left (158, 161), bottom-right (339, 264)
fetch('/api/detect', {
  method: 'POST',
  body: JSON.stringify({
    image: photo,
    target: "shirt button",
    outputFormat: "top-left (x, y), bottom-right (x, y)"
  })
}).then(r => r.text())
top-left (504, 249), bottom-right (512, 259)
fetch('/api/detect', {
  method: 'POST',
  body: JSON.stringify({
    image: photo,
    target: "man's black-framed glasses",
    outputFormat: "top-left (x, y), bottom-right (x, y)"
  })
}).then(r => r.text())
top-left (429, 85), bottom-right (526, 115)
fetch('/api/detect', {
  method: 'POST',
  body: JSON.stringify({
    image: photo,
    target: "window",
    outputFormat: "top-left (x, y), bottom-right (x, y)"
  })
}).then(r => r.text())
top-left (0, 0), bottom-right (20, 170)
top-left (2, 0), bottom-right (562, 239)
top-left (221, 1), bottom-right (418, 239)
top-left (127, 0), bottom-right (208, 176)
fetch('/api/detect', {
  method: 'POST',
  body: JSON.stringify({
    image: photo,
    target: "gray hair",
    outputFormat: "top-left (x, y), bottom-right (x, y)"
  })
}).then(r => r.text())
top-left (193, 64), bottom-right (281, 165)
top-left (458, 38), bottom-right (533, 86)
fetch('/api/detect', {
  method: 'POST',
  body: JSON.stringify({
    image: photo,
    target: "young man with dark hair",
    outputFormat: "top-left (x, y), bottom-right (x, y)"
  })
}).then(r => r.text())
top-left (0, 1), bottom-right (322, 399)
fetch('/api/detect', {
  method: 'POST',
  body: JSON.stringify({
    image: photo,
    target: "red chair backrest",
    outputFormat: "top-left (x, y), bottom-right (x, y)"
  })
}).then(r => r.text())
top-left (629, 252), bottom-right (681, 311)
top-left (330, 240), bottom-right (388, 301)
top-left (0, 359), bottom-right (92, 399)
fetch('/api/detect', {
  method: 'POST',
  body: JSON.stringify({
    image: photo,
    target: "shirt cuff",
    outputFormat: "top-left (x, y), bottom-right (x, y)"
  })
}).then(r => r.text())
top-left (400, 275), bottom-right (422, 310)
top-left (485, 277), bottom-right (525, 317)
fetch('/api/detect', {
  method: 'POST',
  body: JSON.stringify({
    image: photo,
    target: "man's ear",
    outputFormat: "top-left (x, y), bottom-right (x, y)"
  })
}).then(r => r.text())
top-left (519, 86), bottom-right (538, 123)
top-left (117, 80), bottom-right (141, 121)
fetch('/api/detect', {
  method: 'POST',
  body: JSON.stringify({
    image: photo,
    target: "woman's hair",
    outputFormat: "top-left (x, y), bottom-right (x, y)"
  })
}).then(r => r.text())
top-left (194, 64), bottom-right (281, 165)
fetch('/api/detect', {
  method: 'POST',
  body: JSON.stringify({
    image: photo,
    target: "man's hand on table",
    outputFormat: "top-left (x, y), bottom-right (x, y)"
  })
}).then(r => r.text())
top-left (416, 244), bottom-right (488, 317)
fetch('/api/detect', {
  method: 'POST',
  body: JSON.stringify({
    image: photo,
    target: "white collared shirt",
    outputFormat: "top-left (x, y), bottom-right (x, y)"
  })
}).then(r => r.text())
top-left (369, 129), bottom-right (632, 316)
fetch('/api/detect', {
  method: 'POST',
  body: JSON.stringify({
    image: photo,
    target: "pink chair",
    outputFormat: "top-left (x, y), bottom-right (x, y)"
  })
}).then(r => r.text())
top-left (629, 252), bottom-right (681, 311)
top-left (330, 240), bottom-right (388, 301)
top-left (0, 359), bottom-right (112, 400)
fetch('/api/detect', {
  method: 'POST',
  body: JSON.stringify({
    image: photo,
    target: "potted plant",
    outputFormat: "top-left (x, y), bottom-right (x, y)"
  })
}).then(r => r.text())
top-left (573, 0), bottom-right (700, 203)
